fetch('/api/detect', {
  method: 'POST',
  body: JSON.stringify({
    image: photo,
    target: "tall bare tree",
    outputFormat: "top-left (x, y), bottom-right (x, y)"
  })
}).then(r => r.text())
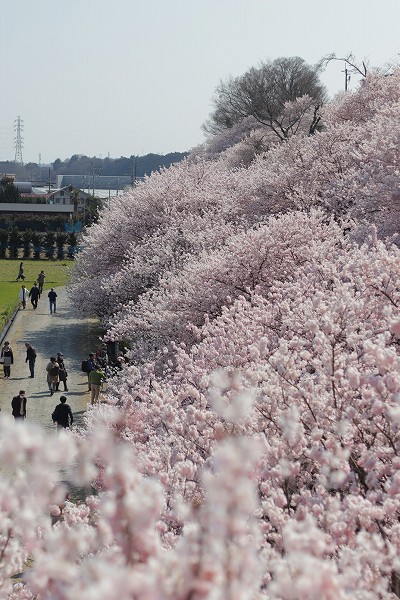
top-left (203, 56), bottom-right (327, 141)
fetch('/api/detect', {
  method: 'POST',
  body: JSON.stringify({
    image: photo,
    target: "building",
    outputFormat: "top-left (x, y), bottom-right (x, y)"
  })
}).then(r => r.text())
top-left (0, 202), bottom-right (75, 216)
top-left (47, 186), bottom-right (90, 207)
top-left (57, 174), bottom-right (133, 190)
top-left (15, 182), bottom-right (33, 194)
top-left (0, 185), bottom-right (90, 217)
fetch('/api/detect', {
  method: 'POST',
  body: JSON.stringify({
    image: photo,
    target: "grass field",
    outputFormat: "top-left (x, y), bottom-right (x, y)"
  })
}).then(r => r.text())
top-left (0, 260), bottom-right (73, 331)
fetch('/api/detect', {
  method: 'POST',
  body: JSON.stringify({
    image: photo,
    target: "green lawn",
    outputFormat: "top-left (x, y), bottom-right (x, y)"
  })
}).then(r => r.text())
top-left (0, 260), bottom-right (73, 331)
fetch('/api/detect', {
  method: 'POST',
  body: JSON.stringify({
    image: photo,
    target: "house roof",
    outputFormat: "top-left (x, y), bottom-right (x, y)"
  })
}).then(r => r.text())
top-left (20, 193), bottom-right (51, 199)
top-left (0, 202), bottom-right (74, 214)
top-left (47, 186), bottom-right (90, 198)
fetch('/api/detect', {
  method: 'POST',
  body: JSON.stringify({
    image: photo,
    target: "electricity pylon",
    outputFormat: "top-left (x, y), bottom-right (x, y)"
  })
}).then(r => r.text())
top-left (14, 116), bottom-right (24, 164)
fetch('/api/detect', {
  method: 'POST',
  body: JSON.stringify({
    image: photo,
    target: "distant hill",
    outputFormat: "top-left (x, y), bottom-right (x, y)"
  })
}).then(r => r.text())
top-left (0, 152), bottom-right (189, 184)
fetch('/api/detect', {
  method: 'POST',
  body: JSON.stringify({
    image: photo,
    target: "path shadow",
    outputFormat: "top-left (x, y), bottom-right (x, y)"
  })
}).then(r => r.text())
top-left (73, 410), bottom-right (86, 416)
top-left (25, 319), bottom-right (103, 371)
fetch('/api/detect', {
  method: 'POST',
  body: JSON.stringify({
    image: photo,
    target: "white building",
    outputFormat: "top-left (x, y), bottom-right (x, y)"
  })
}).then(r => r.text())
top-left (47, 186), bottom-right (90, 207)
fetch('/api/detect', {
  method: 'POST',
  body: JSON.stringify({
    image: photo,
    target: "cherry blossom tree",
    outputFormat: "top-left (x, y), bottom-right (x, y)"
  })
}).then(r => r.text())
top-left (71, 69), bottom-right (400, 324)
top-left (30, 66), bottom-right (400, 599)
top-left (105, 210), bottom-right (345, 366)
top-left (97, 230), bottom-right (400, 597)
top-left (70, 158), bottom-right (247, 318)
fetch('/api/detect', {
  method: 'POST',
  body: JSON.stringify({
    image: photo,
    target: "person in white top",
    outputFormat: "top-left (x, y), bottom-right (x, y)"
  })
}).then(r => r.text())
top-left (19, 285), bottom-right (29, 309)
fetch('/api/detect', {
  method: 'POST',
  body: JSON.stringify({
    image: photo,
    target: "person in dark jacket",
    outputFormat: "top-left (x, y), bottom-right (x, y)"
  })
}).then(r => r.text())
top-left (87, 353), bottom-right (96, 390)
top-left (37, 270), bottom-right (46, 294)
top-left (55, 352), bottom-right (68, 391)
top-left (52, 395), bottom-right (73, 430)
top-left (12, 390), bottom-right (27, 420)
top-left (48, 288), bottom-right (58, 314)
top-left (29, 282), bottom-right (40, 309)
top-left (1, 341), bottom-right (14, 378)
top-left (16, 262), bottom-right (25, 281)
top-left (25, 342), bottom-right (37, 378)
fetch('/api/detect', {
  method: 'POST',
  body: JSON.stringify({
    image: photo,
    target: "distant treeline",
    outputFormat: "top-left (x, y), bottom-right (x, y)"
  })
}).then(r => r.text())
top-left (0, 151), bottom-right (188, 182)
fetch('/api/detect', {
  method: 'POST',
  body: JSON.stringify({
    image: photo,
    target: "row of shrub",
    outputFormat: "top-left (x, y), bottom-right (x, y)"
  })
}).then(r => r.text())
top-left (0, 229), bottom-right (79, 260)
top-left (0, 196), bottom-right (48, 205)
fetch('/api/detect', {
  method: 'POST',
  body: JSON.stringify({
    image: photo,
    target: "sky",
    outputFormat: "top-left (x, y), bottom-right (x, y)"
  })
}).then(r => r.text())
top-left (0, 0), bottom-right (399, 165)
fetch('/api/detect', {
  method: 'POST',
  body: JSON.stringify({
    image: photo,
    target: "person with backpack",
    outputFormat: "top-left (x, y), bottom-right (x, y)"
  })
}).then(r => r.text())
top-left (82, 353), bottom-right (96, 390)
top-left (25, 342), bottom-right (37, 378)
top-left (52, 395), bottom-right (73, 430)
top-left (46, 357), bottom-right (60, 396)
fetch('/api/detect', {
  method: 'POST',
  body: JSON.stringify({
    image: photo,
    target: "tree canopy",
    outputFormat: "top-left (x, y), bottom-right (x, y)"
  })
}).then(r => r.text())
top-left (203, 56), bottom-right (327, 141)
top-left (0, 177), bottom-right (21, 203)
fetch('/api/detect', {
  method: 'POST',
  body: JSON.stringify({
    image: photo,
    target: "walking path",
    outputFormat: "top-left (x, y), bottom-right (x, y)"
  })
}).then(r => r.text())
top-left (0, 286), bottom-right (103, 430)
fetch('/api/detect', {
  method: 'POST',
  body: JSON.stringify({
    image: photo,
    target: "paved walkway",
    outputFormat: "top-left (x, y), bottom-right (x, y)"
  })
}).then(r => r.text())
top-left (0, 287), bottom-right (103, 430)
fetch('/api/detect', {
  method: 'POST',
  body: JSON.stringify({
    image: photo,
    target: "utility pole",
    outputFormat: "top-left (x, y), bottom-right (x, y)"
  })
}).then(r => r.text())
top-left (38, 153), bottom-right (41, 183)
top-left (14, 116), bottom-right (24, 164)
top-left (131, 156), bottom-right (137, 185)
top-left (343, 66), bottom-right (351, 91)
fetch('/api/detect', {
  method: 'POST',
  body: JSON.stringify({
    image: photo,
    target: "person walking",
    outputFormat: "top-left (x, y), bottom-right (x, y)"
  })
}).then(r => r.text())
top-left (52, 395), bottom-right (73, 430)
top-left (95, 346), bottom-right (108, 368)
top-left (56, 352), bottom-right (68, 391)
top-left (46, 357), bottom-right (60, 396)
top-left (48, 288), bottom-right (57, 314)
top-left (37, 270), bottom-right (46, 294)
top-left (19, 284), bottom-right (29, 309)
top-left (11, 390), bottom-right (27, 420)
top-left (25, 342), bottom-right (37, 378)
top-left (29, 282), bottom-right (41, 310)
top-left (16, 262), bottom-right (25, 281)
top-left (85, 353), bottom-right (96, 390)
top-left (88, 364), bottom-right (105, 405)
top-left (1, 341), bottom-right (14, 378)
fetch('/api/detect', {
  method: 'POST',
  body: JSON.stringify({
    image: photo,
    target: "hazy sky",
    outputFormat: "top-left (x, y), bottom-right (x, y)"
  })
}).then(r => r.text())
top-left (1, 0), bottom-right (399, 164)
